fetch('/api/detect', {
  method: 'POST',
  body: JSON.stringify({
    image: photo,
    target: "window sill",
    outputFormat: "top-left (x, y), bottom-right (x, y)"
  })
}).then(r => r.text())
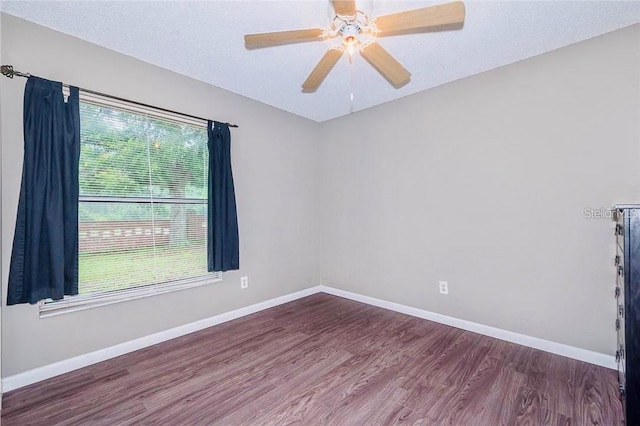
top-left (39, 273), bottom-right (222, 318)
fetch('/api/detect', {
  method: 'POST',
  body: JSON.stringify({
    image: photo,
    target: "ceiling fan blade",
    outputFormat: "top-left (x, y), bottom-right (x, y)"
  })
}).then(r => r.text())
top-left (302, 48), bottom-right (344, 93)
top-left (244, 29), bottom-right (325, 49)
top-left (374, 1), bottom-right (465, 36)
top-left (360, 42), bottom-right (411, 88)
top-left (332, 0), bottom-right (357, 17)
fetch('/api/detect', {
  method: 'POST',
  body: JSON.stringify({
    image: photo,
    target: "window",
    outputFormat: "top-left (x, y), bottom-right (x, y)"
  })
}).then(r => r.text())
top-left (41, 93), bottom-right (221, 317)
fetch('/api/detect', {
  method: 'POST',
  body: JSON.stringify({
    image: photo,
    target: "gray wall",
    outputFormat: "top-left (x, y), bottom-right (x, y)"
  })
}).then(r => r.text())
top-left (1, 14), bottom-right (321, 377)
top-left (320, 24), bottom-right (640, 355)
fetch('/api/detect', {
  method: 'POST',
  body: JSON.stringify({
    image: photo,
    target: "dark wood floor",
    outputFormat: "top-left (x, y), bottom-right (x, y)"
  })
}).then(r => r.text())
top-left (2, 293), bottom-right (623, 425)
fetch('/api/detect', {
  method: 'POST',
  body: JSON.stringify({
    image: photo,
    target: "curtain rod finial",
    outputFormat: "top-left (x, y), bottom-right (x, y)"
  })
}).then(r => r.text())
top-left (1, 65), bottom-right (16, 78)
top-left (1, 65), bottom-right (30, 79)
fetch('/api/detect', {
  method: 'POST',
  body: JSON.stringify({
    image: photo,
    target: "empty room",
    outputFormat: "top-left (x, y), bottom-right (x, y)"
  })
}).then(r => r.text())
top-left (0, 0), bottom-right (639, 424)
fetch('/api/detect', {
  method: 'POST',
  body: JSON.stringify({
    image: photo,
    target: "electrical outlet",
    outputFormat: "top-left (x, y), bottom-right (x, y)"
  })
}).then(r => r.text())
top-left (439, 281), bottom-right (449, 295)
top-left (241, 276), bottom-right (249, 289)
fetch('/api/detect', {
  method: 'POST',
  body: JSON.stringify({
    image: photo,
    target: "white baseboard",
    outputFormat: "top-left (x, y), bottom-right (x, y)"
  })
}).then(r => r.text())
top-left (2, 286), bottom-right (322, 393)
top-left (318, 285), bottom-right (616, 370)
top-left (2, 283), bottom-right (616, 392)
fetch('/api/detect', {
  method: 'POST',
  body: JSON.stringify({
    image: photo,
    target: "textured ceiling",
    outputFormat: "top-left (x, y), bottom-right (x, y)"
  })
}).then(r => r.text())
top-left (2, 1), bottom-right (639, 122)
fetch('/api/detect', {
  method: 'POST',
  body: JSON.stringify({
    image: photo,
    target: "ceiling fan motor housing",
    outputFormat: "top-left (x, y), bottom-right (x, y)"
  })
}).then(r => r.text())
top-left (340, 23), bottom-right (361, 46)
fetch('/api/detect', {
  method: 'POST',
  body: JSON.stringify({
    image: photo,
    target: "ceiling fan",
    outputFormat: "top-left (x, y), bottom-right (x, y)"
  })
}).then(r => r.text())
top-left (244, 0), bottom-right (466, 93)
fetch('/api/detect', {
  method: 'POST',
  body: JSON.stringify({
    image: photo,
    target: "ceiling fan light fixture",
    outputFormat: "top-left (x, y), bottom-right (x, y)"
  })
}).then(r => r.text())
top-left (340, 23), bottom-right (361, 56)
top-left (343, 34), bottom-right (357, 45)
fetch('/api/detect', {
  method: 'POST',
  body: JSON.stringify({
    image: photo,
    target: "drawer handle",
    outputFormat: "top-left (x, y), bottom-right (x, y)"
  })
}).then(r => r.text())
top-left (616, 224), bottom-right (624, 236)
top-left (615, 255), bottom-right (621, 266)
top-left (616, 287), bottom-right (621, 298)
top-left (616, 318), bottom-right (621, 331)
top-left (618, 266), bottom-right (624, 277)
top-left (616, 350), bottom-right (621, 362)
top-left (619, 305), bottom-right (624, 317)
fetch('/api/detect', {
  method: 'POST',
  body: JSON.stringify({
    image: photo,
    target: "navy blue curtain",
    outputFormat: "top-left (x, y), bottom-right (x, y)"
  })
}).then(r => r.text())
top-left (7, 77), bottom-right (80, 305)
top-left (207, 121), bottom-right (239, 272)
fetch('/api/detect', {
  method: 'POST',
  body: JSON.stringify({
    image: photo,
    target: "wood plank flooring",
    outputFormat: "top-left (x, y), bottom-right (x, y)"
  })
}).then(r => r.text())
top-left (2, 293), bottom-right (623, 425)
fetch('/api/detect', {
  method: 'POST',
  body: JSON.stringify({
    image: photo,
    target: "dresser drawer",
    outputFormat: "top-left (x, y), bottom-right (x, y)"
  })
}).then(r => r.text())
top-left (617, 341), bottom-right (626, 391)
top-left (616, 235), bottom-right (624, 256)
top-left (618, 301), bottom-right (626, 320)
top-left (618, 322), bottom-right (626, 350)
top-left (614, 318), bottom-right (625, 340)
top-left (616, 210), bottom-right (626, 245)
top-left (616, 279), bottom-right (625, 300)
top-left (617, 264), bottom-right (625, 282)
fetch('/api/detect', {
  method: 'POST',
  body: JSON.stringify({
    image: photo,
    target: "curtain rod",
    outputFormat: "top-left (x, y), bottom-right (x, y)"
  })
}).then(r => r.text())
top-left (0, 65), bottom-right (239, 128)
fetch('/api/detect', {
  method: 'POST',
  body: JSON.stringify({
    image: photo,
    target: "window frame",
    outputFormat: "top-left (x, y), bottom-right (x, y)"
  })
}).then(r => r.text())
top-left (40, 90), bottom-right (221, 318)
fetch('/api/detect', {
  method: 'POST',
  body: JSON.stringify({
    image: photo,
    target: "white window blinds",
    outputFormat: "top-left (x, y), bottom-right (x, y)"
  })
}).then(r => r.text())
top-left (77, 98), bottom-right (215, 296)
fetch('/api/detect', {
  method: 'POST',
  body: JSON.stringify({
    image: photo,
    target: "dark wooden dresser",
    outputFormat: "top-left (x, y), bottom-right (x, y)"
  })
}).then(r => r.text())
top-left (614, 205), bottom-right (640, 424)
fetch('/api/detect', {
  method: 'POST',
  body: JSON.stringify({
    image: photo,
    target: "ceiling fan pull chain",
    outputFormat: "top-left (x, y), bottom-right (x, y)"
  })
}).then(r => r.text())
top-left (349, 53), bottom-right (355, 113)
